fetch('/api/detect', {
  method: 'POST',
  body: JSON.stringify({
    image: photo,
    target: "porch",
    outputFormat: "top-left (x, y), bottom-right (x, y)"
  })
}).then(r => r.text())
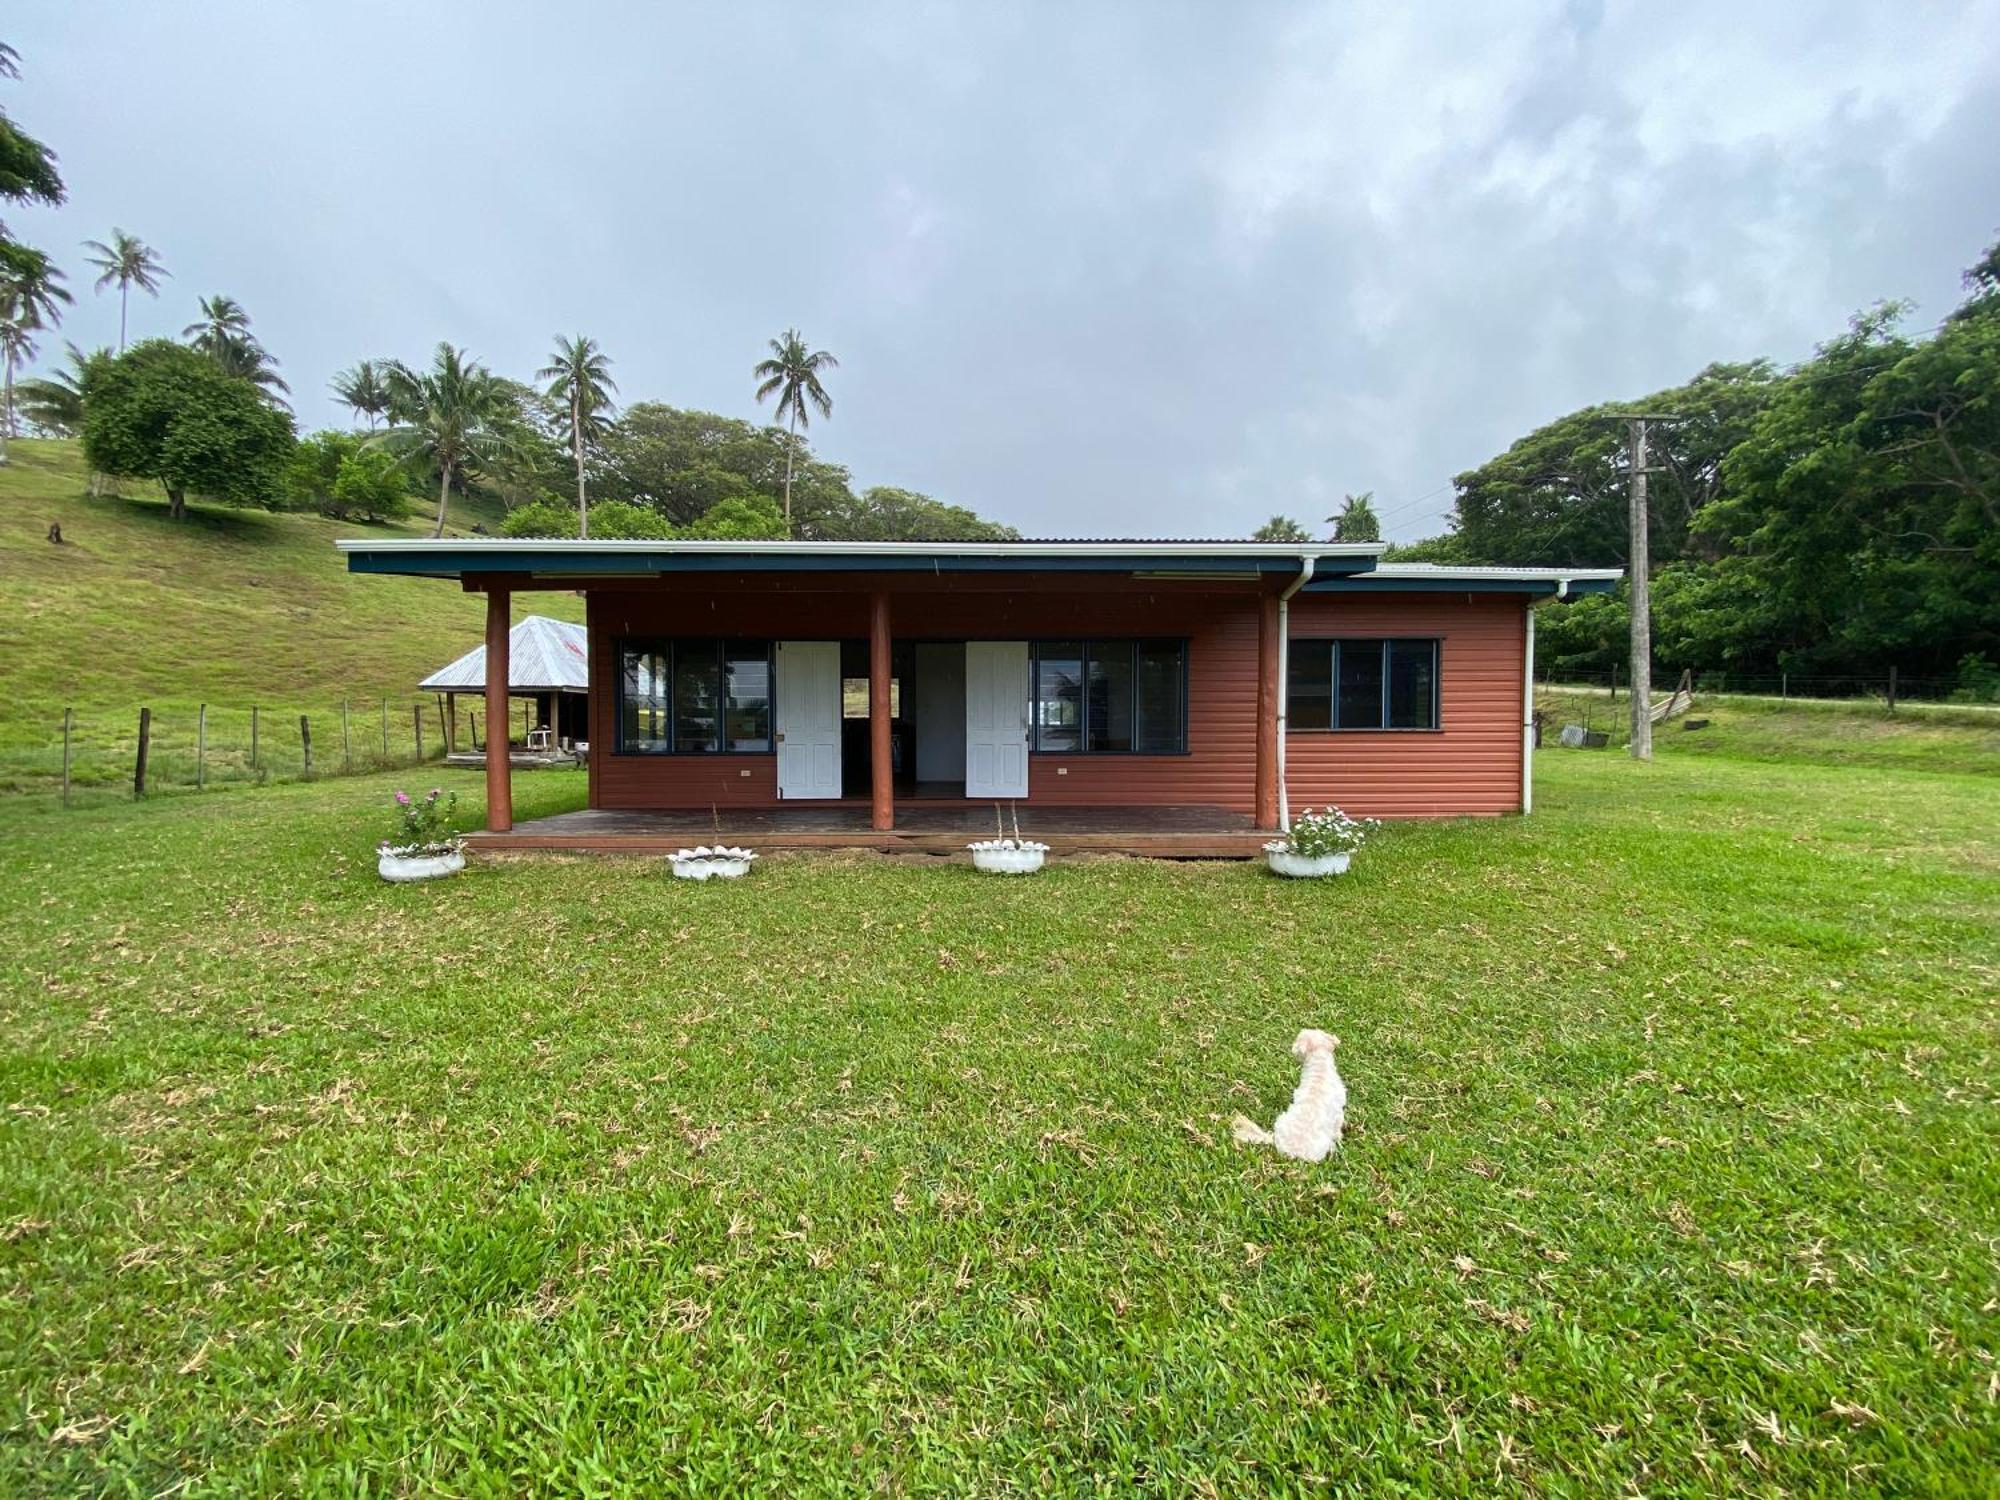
top-left (467, 802), bottom-right (1266, 857)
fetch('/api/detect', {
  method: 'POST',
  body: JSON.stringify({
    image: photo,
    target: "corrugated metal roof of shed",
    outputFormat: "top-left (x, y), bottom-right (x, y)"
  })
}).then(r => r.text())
top-left (417, 615), bottom-right (589, 693)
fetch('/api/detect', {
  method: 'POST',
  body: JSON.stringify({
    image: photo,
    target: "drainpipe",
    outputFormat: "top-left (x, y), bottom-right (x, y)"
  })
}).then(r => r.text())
top-left (1521, 575), bottom-right (1573, 816)
top-left (1275, 554), bottom-right (1317, 831)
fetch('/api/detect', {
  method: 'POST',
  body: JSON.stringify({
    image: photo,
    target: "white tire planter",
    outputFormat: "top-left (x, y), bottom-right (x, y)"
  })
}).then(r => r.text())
top-left (1264, 848), bottom-right (1351, 879)
top-left (378, 848), bottom-right (466, 883)
top-left (670, 846), bottom-right (757, 880)
top-left (968, 839), bottom-right (1049, 875)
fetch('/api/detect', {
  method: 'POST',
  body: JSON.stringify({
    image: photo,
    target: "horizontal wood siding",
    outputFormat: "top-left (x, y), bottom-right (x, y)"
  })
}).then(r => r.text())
top-left (1284, 592), bottom-right (1526, 818)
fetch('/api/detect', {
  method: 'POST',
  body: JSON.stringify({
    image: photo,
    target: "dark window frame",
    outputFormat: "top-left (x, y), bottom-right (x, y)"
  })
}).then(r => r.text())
top-left (1030, 638), bottom-right (1190, 755)
top-left (1287, 637), bottom-right (1442, 733)
top-left (614, 637), bottom-right (776, 756)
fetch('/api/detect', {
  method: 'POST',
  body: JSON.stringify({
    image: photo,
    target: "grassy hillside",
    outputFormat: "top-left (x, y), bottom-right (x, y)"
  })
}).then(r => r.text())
top-left (0, 439), bottom-right (580, 789)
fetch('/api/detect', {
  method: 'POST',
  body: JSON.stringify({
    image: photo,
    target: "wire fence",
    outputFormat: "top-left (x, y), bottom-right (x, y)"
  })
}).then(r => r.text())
top-left (3, 694), bottom-right (556, 808)
top-left (1540, 667), bottom-right (1986, 705)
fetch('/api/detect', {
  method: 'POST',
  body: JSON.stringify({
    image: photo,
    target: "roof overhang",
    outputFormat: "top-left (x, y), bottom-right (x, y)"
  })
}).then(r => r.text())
top-left (336, 538), bottom-right (1387, 581)
top-left (1305, 565), bottom-right (1623, 598)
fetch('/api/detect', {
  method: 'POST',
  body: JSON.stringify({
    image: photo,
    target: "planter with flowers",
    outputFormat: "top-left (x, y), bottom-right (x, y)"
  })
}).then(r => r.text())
top-left (1263, 805), bottom-right (1378, 878)
top-left (968, 803), bottom-right (1049, 875)
top-left (378, 788), bottom-right (466, 882)
top-left (669, 845), bottom-right (758, 880)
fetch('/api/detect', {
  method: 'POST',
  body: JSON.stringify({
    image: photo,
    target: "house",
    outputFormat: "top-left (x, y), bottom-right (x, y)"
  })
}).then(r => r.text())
top-left (417, 614), bottom-right (589, 757)
top-left (337, 539), bottom-right (1620, 855)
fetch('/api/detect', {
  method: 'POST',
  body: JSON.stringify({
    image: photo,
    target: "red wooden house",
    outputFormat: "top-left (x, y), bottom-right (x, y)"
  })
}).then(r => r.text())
top-left (338, 539), bottom-right (1619, 856)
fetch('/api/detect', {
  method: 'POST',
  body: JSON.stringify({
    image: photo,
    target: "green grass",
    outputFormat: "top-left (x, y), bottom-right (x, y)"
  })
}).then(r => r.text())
top-left (0, 439), bottom-right (578, 794)
top-left (1, 711), bottom-right (1994, 1493)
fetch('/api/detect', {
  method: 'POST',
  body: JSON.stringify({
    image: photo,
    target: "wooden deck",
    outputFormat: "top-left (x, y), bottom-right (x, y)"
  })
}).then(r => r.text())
top-left (468, 803), bottom-right (1269, 858)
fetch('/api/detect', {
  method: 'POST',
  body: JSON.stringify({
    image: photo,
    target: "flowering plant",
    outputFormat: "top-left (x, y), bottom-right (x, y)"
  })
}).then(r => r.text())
top-left (381, 787), bottom-right (463, 856)
top-left (1265, 805), bottom-right (1378, 859)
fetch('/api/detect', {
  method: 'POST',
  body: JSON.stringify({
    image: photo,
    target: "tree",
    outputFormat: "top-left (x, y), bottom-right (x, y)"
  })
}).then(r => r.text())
top-left (375, 343), bottom-right (512, 538)
top-left (1329, 492), bottom-right (1381, 543)
top-left (0, 258), bottom-right (69, 457)
top-left (80, 229), bottom-right (166, 351)
top-left (331, 360), bottom-right (391, 429)
top-left (283, 429), bottom-right (413, 522)
top-left (184, 294), bottom-right (288, 404)
top-left (0, 43), bottom-right (65, 291)
top-left (16, 342), bottom-right (109, 435)
top-left (753, 328), bottom-right (837, 523)
top-left (1252, 515), bottom-right (1311, 542)
top-left (681, 494), bottom-right (788, 540)
top-left (81, 339), bottom-right (294, 519)
top-left (537, 335), bottom-right (617, 537)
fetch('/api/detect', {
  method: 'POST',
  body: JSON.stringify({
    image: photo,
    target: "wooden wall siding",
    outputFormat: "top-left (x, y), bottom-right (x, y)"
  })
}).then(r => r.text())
top-left (1284, 592), bottom-right (1527, 818)
top-left (585, 582), bottom-right (1525, 818)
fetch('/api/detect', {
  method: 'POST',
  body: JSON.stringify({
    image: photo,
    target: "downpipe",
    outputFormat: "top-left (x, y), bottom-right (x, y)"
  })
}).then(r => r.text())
top-left (1522, 576), bottom-right (1573, 816)
top-left (1275, 555), bottom-right (1317, 831)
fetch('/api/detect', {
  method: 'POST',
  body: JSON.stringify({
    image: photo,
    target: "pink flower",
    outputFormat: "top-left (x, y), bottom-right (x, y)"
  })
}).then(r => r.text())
top-left (395, 791), bottom-right (410, 806)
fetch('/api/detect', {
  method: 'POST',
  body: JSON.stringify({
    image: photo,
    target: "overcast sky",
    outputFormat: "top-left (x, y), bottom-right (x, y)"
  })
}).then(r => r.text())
top-left (11, 2), bottom-right (1999, 539)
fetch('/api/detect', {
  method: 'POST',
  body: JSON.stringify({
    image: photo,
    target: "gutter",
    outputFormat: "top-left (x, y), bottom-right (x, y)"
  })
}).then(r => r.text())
top-left (1521, 575), bottom-right (1574, 816)
top-left (1275, 554), bottom-right (1317, 831)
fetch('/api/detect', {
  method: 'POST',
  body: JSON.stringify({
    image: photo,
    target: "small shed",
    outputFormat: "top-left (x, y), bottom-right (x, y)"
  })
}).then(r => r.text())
top-left (420, 614), bottom-right (589, 754)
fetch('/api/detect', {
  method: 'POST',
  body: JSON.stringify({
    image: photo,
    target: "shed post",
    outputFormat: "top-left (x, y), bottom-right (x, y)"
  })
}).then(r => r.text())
top-left (1254, 592), bottom-right (1280, 830)
top-left (445, 692), bottom-right (457, 755)
top-left (134, 707), bottom-right (150, 798)
top-left (436, 694), bottom-right (447, 756)
top-left (486, 586), bottom-right (513, 832)
top-left (869, 590), bottom-right (893, 832)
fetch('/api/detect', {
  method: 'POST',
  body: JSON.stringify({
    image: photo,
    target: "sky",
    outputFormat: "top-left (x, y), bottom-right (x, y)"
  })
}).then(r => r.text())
top-left (10, 1), bottom-right (1999, 540)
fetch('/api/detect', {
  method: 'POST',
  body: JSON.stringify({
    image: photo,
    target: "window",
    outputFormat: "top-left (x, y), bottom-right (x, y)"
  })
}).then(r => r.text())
top-left (1288, 639), bottom-right (1439, 731)
top-left (841, 677), bottom-right (901, 719)
top-left (616, 639), bottom-right (774, 753)
top-left (1033, 640), bottom-right (1186, 753)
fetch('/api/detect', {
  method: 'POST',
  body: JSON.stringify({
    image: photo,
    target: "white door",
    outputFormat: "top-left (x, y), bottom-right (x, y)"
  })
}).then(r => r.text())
top-left (965, 641), bottom-right (1029, 799)
top-left (775, 641), bottom-right (841, 799)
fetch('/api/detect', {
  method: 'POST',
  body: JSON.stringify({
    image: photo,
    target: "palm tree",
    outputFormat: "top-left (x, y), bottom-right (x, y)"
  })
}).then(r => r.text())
top-left (184, 294), bottom-right (290, 405)
top-left (81, 230), bottom-right (167, 351)
top-left (753, 328), bottom-right (837, 524)
top-left (536, 335), bottom-right (617, 538)
top-left (1327, 492), bottom-right (1381, 543)
top-left (375, 343), bottom-right (511, 538)
top-left (331, 360), bottom-right (392, 429)
top-left (16, 342), bottom-right (105, 436)
top-left (0, 319), bottom-right (36, 458)
top-left (0, 262), bottom-right (70, 462)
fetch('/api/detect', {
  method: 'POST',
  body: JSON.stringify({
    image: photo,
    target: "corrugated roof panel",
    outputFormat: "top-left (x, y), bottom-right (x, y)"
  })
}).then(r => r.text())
top-left (417, 615), bottom-right (590, 693)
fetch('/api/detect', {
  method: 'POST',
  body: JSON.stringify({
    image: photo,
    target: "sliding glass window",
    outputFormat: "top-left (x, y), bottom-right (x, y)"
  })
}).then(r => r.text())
top-left (1033, 640), bottom-right (1186, 753)
top-left (1287, 639), bottom-right (1439, 731)
top-left (616, 639), bottom-right (774, 753)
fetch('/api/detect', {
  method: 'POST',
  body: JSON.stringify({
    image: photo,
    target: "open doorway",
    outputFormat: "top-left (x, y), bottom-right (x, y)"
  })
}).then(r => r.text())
top-left (834, 640), bottom-right (972, 799)
top-left (911, 642), bottom-right (967, 798)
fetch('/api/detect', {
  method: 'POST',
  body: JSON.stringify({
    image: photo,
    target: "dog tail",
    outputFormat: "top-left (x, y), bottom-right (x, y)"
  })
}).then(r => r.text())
top-left (1231, 1114), bottom-right (1274, 1147)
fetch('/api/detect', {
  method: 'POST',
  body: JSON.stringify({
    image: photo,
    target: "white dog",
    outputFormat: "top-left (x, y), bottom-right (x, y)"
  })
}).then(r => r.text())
top-left (1232, 1029), bottom-right (1346, 1162)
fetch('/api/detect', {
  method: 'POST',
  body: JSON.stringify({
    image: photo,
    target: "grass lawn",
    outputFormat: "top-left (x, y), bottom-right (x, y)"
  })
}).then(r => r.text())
top-left (1, 715), bottom-right (1994, 1493)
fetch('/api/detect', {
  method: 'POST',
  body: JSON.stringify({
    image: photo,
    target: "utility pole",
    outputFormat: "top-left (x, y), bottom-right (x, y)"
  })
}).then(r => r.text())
top-left (1627, 416), bottom-right (1656, 762)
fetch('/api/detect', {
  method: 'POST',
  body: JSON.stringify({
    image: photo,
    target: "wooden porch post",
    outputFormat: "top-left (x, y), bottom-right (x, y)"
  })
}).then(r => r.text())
top-left (445, 692), bottom-right (457, 756)
top-left (869, 590), bottom-right (894, 832)
top-left (1255, 591), bottom-right (1280, 830)
top-left (485, 586), bottom-right (513, 832)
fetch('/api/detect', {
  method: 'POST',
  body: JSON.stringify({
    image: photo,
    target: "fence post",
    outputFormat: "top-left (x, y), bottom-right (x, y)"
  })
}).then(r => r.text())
top-left (1610, 662), bottom-right (1618, 701)
top-left (342, 699), bottom-right (352, 771)
top-left (196, 703), bottom-right (207, 790)
top-left (414, 704), bottom-right (424, 764)
top-left (301, 715), bottom-right (313, 779)
top-left (134, 707), bottom-right (151, 798)
top-left (251, 704), bottom-right (260, 769)
top-left (1885, 665), bottom-right (1898, 713)
top-left (1781, 671), bottom-right (1788, 703)
top-left (62, 707), bottom-right (72, 809)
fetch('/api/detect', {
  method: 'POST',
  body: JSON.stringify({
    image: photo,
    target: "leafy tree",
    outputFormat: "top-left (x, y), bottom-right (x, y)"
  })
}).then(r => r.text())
top-left (681, 494), bottom-right (787, 540)
top-left (752, 328), bottom-right (837, 523)
top-left (16, 342), bottom-right (108, 435)
top-left (537, 334), bottom-right (617, 537)
top-left (0, 43), bottom-right (64, 292)
top-left (581, 499), bottom-right (676, 539)
top-left (498, 499), bottom-right (577, 538)
top-left (1329, 492), bottom-right (1381, 542)
top-left (184, 294), bottom-right (288, 404)
top-left (81, 339), bottom-right (294, 519)
top-left (331, 360), bottom-right (392, 429)
top-left (1252, 515), bottom-right (1311, 542)
top-left (283, 429), bottom-right (412, 521)
top-left (81, 228), bottom-right (167, 351)
top-left (1380, 533), bottom-right (1468, 563)
top-left (375, 343), bottom-right (512, 537)
top-left (801, 485), bottom-right (1016, 542)
top-left (592, 403), bottom-right (803, 523)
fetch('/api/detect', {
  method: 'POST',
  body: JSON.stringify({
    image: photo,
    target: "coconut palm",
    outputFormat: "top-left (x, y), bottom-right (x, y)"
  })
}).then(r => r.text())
top-left (331, 359), bottom-right (392, 429)
top-left (0, 319), bottom-right (35, 457)
top-left (536, 335), bottom-right (617, 538)
top-left (753, 328), bottom-right (837, 524)
top-left (184, 294), bottom-right (290, 405)
top-left (375, 343), bottom-right (512, 538)
top-left (15, 342), bottom-right (105, 436)
top-left (81, 229), bottom-right (167, 351)
top-left (0, 262), bottom-right (70, 460)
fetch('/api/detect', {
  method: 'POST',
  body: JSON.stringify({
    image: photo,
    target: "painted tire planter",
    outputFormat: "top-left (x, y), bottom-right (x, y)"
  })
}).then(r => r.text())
top-left (378, 849), bottom-right (466, 883)
top-left (1264, 848), bottom-right (1351, 879)
top-left (968, 839), bottom-right (1050, 875)
top-left (670, 846), bottom-right (757, 880)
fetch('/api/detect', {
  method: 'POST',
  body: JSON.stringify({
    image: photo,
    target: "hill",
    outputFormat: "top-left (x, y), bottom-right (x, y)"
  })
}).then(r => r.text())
top-left (0, 439), bottom-right (581, 792)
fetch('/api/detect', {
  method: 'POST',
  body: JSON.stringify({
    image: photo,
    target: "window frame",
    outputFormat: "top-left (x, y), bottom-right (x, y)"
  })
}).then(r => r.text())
top-left (1286, 637), bottom-right (1442, 733)
top-left (1030, 638), bottom-right (1190, 755)
top-left (613, 637), bottom-right (777, 756)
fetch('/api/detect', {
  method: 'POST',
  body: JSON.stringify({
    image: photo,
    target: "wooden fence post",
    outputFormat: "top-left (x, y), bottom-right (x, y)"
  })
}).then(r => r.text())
top-left (134, 707), bottom-right (151, 798)
top-left (342, 699), bottom-right (352, 771)
top-left (301, 715), bottom-right (313, 778)
top-left (251, 705), bottom-right (260, 769)
top-left (196, 703), bottom-right (207, 790)
top-left (414, 704), bottom-right (424, 763)
top-left (62, 707), bottom-right (72, 809)
top-left (1781, 672), bottom-right (1788, 703)
top-left (1886, 665), bottom-right (1898, 714)
top-left (1610, 661), bottom-right (1618, 701)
